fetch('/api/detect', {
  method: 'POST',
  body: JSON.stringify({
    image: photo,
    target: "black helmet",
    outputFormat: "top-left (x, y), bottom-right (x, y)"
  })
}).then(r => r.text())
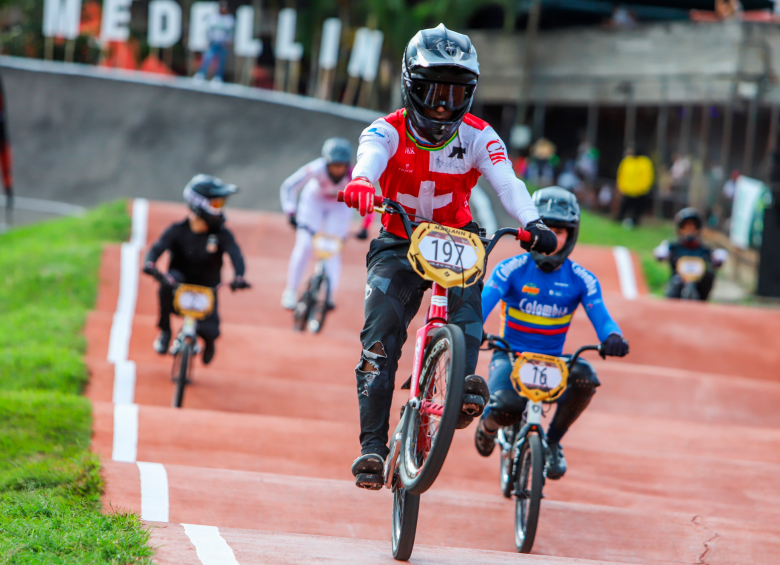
top-left (322, 137), bottom-right (353, 164)
top-left (183, 174), bottom-right (238, 231)
top-left (402, 24), bottom-right (479, 145)
top-left (675, 207), bottom-right (703, 231)
top-left (674, 207), bottom-right (703, 247)
top-left (530, 187), bottom-right (580, 273)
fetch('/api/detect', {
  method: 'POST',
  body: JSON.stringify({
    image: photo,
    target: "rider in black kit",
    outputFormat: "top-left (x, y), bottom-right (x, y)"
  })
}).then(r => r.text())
top-left (143, 175), bottom-right (250, 364)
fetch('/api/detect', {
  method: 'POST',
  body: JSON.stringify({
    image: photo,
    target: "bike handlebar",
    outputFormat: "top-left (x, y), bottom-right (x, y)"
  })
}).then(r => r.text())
top-left (337, 191), bottom-right (532, 246)
top-left (481, 334), bottom-right (605, 367)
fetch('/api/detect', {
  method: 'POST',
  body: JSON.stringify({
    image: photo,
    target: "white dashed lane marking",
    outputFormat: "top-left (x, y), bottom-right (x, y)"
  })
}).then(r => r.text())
top-left (613, 246), bottom-right (639, 300)
top-left (183, 524), bottom-right (240, 565)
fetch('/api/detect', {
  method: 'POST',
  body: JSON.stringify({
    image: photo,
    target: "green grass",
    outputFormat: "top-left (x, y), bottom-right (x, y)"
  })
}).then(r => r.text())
top-left (0, 202), bottom-right (153, 564)
top-left (578, 210), bottom-right (675, 294)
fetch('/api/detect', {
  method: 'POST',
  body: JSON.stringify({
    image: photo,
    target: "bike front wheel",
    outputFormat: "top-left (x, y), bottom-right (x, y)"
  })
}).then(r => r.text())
top-left (172, 339), bottom-right (193, 409)
top-left (515, 433), bottom-right (544, 553)
top-left (391, 482), bottom-right (419, 561)
top-left (307, 274), bottom-right (330, 334)
top-left (400, 324), bottom-right (466, 495)
top-left (499, 426), bottom-right (518, 499)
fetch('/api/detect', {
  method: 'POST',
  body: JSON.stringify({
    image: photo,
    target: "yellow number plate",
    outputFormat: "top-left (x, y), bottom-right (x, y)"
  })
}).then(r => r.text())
top-left (676, 256), bottom-right (706, 283)
top-left (407, 223), bottom-right (486, 288)
top-left (312, 233), bottom-right (343, 260)
top-left (173, 284), bottom-right (215, 320)
top-left (511, 352), bottom-right (569, 403)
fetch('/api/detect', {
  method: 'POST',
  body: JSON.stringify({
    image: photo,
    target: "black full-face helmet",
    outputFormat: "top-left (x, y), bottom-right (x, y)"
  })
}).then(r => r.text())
top-left (674, 207), bottom-right (703, 247)
top-left (402, 24), bottom-right (479, 145)
top-left (183, 174), bottom-right (238, 232)
top-left (531, 187), bottom-right (581, 273)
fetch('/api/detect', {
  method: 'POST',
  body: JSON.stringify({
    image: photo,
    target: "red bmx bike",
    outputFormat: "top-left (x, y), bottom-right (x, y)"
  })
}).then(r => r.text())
top-left (339, 191), bottom-right (530, 560)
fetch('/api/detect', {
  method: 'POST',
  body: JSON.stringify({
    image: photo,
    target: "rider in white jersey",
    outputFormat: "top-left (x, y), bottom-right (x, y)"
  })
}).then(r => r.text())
top-left (280, 138), bottom-right (359, 309)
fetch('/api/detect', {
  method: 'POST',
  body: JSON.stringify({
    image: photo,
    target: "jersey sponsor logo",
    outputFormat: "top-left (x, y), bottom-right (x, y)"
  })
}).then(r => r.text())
top-left (449, 146), bottom-right (466, 159)
top-left (400, 165), bottom-right (414, 174)
top-left (405, 147), bottom-right (415, 155)
top-left (572, 263), bottom-right (599, 296)
top-left (522, 283), bottom-right (540, 295)
top-left (554, 282), bottom-right (569, 287)
top-left (518, 298), bottom-right (569, 318)
top-left (486, 139), bottom-right (507, 165)
top-left (368, 127), bottom-right (385, 138)
top-left (495, 254), bottom-right (530, 281)
top-left (365, 284), bottom-right (373, 299)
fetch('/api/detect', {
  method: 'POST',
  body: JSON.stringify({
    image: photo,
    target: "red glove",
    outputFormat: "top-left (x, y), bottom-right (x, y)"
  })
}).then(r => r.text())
top-left (343, 177), bottom-right (376, 217)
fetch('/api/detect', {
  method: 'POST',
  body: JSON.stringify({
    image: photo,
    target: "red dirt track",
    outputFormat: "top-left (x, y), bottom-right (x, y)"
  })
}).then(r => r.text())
top-left (88, 201), bottom-right (780, 564)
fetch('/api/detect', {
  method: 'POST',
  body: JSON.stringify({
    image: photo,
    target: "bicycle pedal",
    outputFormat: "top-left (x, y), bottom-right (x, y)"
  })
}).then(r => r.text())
top-left (355, 473), bottom-right (384, 490)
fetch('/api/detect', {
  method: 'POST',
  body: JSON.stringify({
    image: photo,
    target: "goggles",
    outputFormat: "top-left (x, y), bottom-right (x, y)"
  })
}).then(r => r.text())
top-left (411, 81), bottom-right (473, 112)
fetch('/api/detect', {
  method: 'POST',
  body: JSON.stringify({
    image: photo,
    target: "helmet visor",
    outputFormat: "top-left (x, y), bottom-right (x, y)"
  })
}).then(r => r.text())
top-left (411, 81), bottom-right (473, 111)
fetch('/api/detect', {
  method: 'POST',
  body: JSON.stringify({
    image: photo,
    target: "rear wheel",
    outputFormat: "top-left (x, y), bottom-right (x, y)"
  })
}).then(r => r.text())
top-left (400, 325), bottom-right (466, 495)
top-left (172, 339), bottom-right (192, 409)
top-left (515, 433), bottom-right (544, 553)
top-left (307, 274), bottom-right (330, 334)
top-left (391, 481), bottom-right (419, 561)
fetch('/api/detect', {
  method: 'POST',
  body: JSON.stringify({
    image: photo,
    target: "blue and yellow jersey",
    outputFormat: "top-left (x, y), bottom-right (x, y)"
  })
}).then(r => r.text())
top-left (482, 254), bottom-right (621, 356)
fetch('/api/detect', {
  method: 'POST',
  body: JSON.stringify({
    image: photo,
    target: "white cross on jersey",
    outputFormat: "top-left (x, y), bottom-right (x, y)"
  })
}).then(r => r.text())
top-left (397, 181), bottom-right (453, 220)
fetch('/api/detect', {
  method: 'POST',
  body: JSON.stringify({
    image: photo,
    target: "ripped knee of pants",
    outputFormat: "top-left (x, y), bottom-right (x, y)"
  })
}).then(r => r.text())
top-left (356, 342), bottom-right (387, 396)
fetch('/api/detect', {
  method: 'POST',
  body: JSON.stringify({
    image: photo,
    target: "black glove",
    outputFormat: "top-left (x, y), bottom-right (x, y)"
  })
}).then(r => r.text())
top-left (521, 219), bottom-right (557, 254)
top-left (288, 214), bottom-right (297, 229)
top-left (601, 333), bottom-right (629, 358)
top-left (230, 276), bottom-right (251, 291)
top-left (355, 228), bottom-right (369, 240)
top-left (142, 261), bottom-right (157, 276)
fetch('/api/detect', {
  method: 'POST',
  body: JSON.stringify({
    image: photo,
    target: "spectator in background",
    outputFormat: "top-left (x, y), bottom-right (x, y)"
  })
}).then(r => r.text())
top-left (557, 160), bottom-right (581, 193)
top-left (194, 0), bottom-right (235, 84)
top-left (670, 153), bottom-right (691, 196)
top-left (527, 138), bottom-right (558, 187)
top-left (616, 146), bottom-right (654, 229)
top-left (605, 4), bottom-right (638, 29)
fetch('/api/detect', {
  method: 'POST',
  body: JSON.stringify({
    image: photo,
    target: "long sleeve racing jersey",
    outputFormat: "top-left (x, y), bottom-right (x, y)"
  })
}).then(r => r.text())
top-left (352, 110), bottom-right (539, 238)
top-left (482, 254), bottom-right (621, 356)
top-left (145, 219), bottom-right (245, 287)
top-left (279, 157), bottom-right (352, 215)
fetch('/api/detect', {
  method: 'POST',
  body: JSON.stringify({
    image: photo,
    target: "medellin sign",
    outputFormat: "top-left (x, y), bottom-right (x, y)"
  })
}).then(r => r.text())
top-left (43, 0), bottom-right (263, 56)
top-left (41, 0), bottom-right (384, 78)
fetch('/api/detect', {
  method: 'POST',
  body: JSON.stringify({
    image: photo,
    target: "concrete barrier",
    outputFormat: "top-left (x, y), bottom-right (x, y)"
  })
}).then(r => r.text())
top-left (0, 57), bottom-right (380, 211)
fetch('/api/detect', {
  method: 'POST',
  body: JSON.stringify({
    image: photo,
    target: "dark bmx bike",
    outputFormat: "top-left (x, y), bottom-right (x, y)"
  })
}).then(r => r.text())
top-left (482, 334), bottom-right (603, 553)
top-left (149, 269), bottom-right (216, 408)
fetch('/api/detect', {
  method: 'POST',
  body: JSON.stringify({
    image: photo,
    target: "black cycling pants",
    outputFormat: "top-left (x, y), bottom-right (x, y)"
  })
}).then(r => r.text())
top-left (356, 233), bottom-right (484, 458)
top-left (157, 269), bottom-right (220, 342)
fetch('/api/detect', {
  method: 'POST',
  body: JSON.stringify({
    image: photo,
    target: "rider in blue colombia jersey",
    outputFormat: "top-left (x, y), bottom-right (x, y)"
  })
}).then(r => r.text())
top-left (476, 186), bottom-right (630, 480)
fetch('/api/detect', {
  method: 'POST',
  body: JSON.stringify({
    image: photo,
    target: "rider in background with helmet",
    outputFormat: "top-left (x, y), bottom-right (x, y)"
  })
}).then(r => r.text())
top-left (343, 25), bottom-right (557, 490)
top-left (280, 137), bottom-right (369, 310)
top-left (143, 175), bottom-right (250, 365)
top-left (653, 207), bottom-right (728, 301)
top-left (475, 187), bottom-right (629, 479)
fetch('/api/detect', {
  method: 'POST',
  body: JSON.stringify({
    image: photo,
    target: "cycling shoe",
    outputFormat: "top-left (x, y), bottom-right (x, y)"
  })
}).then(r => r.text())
top-left (153, 331), bottom-right (171, 355)
top-left (545, 442), bottom-right (567, 480)
top-left (351, 453), bottom-right (385, 490)
top-left (202, 339), bottom-right (216, 365)
top-left (474, 419), bottom-right (497, 457)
